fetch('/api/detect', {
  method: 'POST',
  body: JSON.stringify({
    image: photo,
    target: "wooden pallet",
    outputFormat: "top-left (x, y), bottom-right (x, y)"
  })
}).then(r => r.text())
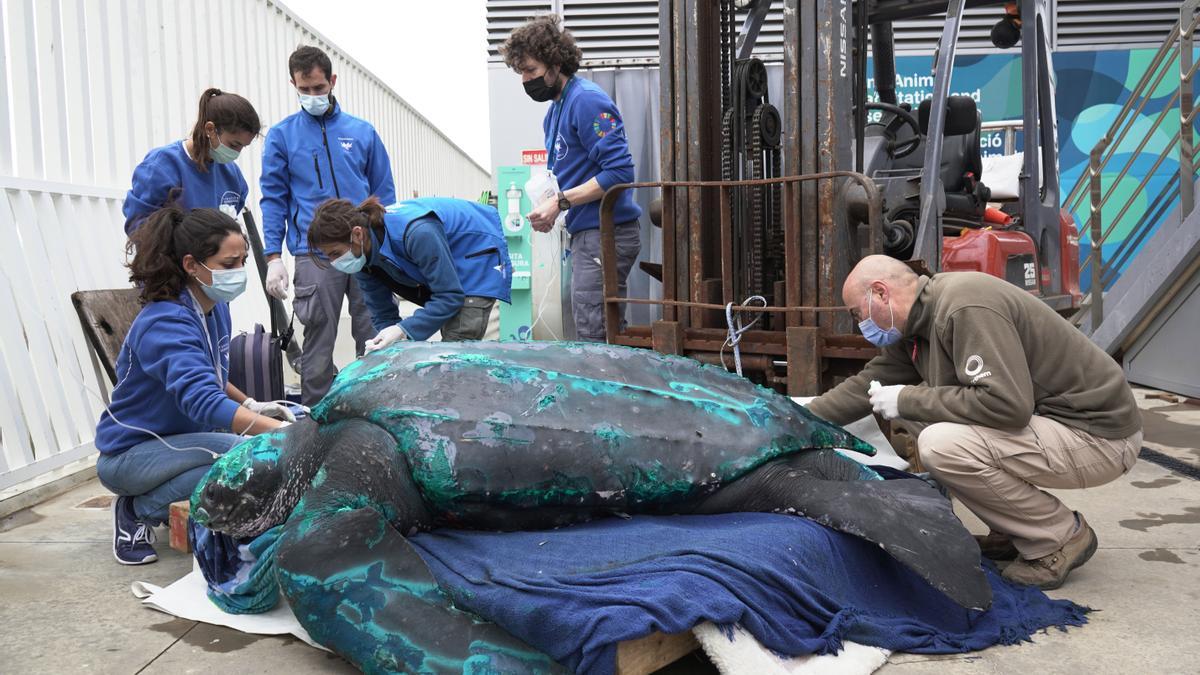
top-left (169, 501), bottom-right (698, 672)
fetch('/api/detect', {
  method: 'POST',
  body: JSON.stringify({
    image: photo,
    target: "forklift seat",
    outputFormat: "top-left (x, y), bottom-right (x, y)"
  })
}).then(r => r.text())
top-left (916, 96), bottom-right (984, 193)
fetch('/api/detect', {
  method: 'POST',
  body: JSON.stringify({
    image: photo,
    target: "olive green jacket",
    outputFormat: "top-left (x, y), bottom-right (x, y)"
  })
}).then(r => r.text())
top-left (807, 272), bottom-right (1142, 439)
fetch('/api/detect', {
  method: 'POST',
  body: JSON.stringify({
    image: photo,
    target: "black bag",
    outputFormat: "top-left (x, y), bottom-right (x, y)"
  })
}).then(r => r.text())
top-left (228, 211), bottom-right (295, 403)
top-left (229, 323), bottom-right (286, 402)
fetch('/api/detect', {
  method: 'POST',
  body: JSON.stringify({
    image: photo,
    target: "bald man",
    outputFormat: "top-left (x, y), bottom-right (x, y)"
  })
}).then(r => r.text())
top-left (807, 256), bottom-right (1142, 590)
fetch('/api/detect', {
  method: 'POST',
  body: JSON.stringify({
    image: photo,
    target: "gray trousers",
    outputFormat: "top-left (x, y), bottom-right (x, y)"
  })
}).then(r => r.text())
top-left (292, 256), bottom-right (375, 405)
top-left (570, 221), bottom-right (641, 341)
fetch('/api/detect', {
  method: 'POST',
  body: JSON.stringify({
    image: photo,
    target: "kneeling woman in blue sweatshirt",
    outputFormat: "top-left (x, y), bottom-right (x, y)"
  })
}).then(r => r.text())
top-left (306, 196), bottom-right (512, 350)
top-left (122, 88), bottom-right (261, 234)
top-left (95, 206), bottom-right (293, 565)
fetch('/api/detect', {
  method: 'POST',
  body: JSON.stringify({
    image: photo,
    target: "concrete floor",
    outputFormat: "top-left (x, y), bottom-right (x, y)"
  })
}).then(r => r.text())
top-left (1, 387), bottom-right (1197, 674)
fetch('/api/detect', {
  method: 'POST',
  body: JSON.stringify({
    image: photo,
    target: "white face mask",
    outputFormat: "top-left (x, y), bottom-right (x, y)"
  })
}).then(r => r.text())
top-left (299, 93), bottom-right (330, 117)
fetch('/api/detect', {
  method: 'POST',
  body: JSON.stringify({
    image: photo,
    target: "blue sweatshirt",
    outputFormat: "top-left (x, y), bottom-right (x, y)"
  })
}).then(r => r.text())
top-left (261, 100), bottom-right (397, 256)
top-left (122, 141), bottom-right (249, 235)
top-left (542, 77), bottom-right (642, 234)
top-left (356, 198), bottom-right (512, 341)
top-left (94, 291), bottom-right (240, 454)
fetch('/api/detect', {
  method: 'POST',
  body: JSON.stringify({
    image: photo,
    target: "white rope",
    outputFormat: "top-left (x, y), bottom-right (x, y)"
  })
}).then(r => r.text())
top-left (721, 295), bottom-right (767, 377)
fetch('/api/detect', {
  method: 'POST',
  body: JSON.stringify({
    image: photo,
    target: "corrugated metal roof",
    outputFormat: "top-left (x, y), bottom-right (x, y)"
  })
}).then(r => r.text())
top-left (486, 1), bottom-right (1184, 64)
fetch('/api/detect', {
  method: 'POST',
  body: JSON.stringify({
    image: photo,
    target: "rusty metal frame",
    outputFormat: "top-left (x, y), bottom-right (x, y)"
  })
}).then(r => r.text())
top-left (598, 172), bottom-right (883, 395)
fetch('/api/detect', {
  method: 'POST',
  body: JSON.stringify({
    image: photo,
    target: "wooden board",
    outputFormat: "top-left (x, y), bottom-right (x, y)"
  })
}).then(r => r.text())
top-left (168, 500), bottom-right (191, 553)
top-left (615, 630), bottom-right (700, 675)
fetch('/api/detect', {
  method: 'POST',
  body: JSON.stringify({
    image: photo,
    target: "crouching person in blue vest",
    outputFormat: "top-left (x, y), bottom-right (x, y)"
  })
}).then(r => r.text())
top-left (307, 196), bottom-right (512, 350)
top-left (95, 206), bottom-right (293, 565)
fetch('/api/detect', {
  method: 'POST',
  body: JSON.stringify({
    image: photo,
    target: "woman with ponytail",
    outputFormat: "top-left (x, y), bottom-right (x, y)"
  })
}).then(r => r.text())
top-left (95, 206), bottom-right (293, 565)
top-left (307, 195), bottom-right (512, 348)
top-left (122, 88), bottom-right (261, 234)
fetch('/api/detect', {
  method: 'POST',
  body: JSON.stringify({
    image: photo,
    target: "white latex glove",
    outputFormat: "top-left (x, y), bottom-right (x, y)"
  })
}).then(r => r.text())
top-left (242, 397), bottom-right (297, 422)
top-left (364, 325), bottom-right (408, 353)
top-left (265, 259), bottom-right (290, 299)
top-left (867, 381), bottom-right (905, 420)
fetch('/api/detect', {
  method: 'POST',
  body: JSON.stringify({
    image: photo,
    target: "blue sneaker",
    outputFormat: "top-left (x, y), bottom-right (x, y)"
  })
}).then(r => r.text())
top-left (112, 495), bottom-right (158, 565)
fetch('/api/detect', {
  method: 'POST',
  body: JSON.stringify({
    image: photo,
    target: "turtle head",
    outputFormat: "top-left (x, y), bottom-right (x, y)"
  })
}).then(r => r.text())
top-left (191, 418), bottom-right (326, 538)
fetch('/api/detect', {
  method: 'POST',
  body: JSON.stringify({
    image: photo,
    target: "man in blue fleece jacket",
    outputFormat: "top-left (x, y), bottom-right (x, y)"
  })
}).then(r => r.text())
top-left (260, 45), bottom-right (397, 405)
top-left (501, 15), bottom-right (643, 341)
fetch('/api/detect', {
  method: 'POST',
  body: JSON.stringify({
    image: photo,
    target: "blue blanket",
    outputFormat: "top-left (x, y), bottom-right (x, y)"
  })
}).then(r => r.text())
top-left (409, 513), bottom-right (1087, 674)
top-left (194, 513), bottom-right (1087, 674)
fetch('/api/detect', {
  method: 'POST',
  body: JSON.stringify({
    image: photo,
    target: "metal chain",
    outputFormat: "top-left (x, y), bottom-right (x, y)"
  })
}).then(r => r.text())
top-left (749, 103), bottom-right (766, 296)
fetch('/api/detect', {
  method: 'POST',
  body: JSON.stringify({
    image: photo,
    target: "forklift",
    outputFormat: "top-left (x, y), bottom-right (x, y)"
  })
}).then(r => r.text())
top-left (718, 0), bottom-right (1081, 311)
top-left (598, 0), bottom-right (1081, 394)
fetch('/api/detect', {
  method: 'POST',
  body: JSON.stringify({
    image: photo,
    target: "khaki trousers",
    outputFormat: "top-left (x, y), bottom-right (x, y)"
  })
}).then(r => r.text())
top-left (917, 416), bottom-right (1141, 559)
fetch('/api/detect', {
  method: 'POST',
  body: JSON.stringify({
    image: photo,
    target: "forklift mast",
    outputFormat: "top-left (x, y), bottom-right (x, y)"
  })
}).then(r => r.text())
top-left (597, 0), bottom-right (1074, 394)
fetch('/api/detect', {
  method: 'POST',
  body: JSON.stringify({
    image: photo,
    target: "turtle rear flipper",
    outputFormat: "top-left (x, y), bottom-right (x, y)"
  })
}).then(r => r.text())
top-left (693, 450), bottom-right (991, 610)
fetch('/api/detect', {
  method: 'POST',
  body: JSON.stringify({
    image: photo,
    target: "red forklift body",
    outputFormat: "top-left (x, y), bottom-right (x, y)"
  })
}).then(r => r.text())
top-left (943, 228), bottom-right (1040, 294)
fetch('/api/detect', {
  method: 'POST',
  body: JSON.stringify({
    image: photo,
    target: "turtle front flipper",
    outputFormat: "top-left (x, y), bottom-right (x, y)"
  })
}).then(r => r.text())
top-left (692, 450), bottom-right (992, 610)
top-left (275, 419), bottom-right (565, 675)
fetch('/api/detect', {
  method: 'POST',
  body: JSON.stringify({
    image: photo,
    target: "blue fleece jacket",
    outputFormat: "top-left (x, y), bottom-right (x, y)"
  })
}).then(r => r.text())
top-left (94, 291), bottom-right (240, 454)
top-left (261, 100), bottom-right (397, 256)
top-left (543, 77), bottom-right (642, 233)
top-left (122, 141), bottom-right (249, 235)
top-left (356, 199), bottom-right (512, 341)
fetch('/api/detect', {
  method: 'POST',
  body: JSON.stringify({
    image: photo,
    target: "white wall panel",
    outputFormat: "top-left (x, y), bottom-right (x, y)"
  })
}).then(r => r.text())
top-left (0, 0), bottom-right (492, 490)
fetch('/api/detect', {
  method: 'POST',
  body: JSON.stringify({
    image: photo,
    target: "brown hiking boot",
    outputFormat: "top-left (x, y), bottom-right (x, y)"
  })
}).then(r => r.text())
top-left (1002, 513), bottom-right (1099, 590)
top-left (974, 531), bottom-right (1019, 561)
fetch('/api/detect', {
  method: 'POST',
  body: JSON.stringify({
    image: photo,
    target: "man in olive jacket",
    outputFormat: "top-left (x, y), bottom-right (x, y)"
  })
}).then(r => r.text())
top-left (807, 255), bottom-right (1142, 590)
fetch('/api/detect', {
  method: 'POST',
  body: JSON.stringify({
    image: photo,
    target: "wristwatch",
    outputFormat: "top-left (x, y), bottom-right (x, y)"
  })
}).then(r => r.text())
top-left (557, 192), bottom-right (572, 212)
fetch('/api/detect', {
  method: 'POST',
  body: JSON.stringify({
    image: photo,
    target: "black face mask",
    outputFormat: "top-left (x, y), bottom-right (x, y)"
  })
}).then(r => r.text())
top-left (523, 72), bottom-right (562, 103)
top-left (991, 15), bottom-right (1021, 49)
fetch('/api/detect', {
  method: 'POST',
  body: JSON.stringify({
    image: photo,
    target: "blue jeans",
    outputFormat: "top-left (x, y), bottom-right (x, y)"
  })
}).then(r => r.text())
top-left (96, 432), bottom-right (242, 524)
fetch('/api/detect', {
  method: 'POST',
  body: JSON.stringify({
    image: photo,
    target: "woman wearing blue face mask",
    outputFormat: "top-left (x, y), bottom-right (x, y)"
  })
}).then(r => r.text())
top-left (122, 88), bottom-right (261, 235)
top-left (306, 196), bottom-right (512, 349)
top-left (95, 205), bottom-right (293, 566)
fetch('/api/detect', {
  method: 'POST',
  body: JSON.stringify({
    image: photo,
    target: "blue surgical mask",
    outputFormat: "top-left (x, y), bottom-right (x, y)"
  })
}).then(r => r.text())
top-left (332, 249), bottom-right (366, 275)
top-left (209, 137), bottom-right (240, 164)
top-left (859, 293), bottom-right (902, 347)
top-left (198, 263), bottom-right (247, 303)
top-left (299, 93), bottom-right (330, 117)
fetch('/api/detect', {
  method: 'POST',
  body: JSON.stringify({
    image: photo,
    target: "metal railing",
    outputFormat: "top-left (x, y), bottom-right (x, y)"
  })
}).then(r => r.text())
top-left (980, 119), bottom-right (1024, 156)
top-left (1063, 1), bottom-right (1200, 329)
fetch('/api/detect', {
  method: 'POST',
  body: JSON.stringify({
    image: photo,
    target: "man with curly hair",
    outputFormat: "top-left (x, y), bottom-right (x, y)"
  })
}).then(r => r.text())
top-left (501, 15), bottom-right (643, 342)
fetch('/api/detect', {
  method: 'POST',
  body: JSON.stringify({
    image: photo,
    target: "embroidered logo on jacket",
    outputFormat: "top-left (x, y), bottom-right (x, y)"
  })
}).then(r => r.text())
top-left (553, 132), bottom-right (568, 162)
top-left (219, 191), bottom-right (241, 219)
top-left (964, 354), bottom-right (993, 384)
top-left (338, 137), bottom-right (355, 151)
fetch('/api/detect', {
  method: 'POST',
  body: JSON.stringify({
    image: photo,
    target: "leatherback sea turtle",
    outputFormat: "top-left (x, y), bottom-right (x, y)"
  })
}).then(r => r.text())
top-left (192, 341), bottom-right (988, 673)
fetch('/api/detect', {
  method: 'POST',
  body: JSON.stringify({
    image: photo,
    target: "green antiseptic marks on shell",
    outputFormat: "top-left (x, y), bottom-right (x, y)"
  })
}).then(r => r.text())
top-left (810, 427), bottom-right (876, 457)
top-left (410, 435), bottom-right (461, 511)
top-left (623, 461), bottom-right (696, 504)
top-left (208, 431), bottom-right (285, 491)
top-left (715, 436), bottom-right (804, 480)
top-left (462, 412), bottom-right (536, 446)
top-left (592, 423), bottom-right (630, 447)
top-left (490, 473), bottom-right (596, 509)
top-left (368, 408), bottom-right (459, 440)
top-left (534, 383), bottom-right (567, 412)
